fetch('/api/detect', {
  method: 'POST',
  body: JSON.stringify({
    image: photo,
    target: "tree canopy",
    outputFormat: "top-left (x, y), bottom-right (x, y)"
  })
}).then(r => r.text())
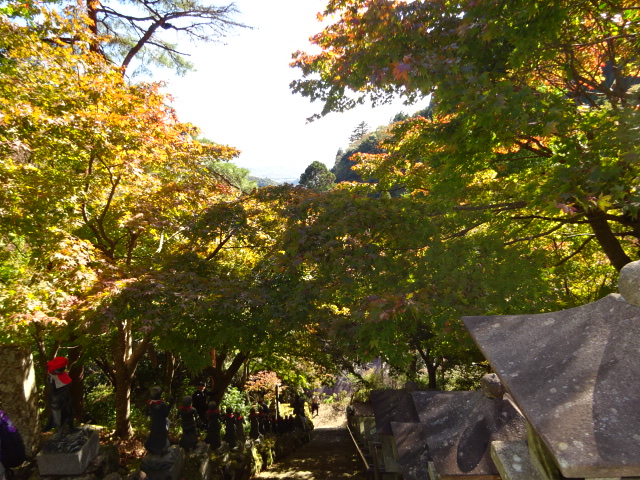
top-left (81, 0), bottom-right (247, 75)
top-left (299, 161), bottom-right (336, 193)
top-left (0, 1), bottom-right (241, 437)
top-left (349, 121), bottom-right (370, 143)
top-left (2, 0), bottom-right (637, 445)
top-left (292, 0), bottom-right (640, 272)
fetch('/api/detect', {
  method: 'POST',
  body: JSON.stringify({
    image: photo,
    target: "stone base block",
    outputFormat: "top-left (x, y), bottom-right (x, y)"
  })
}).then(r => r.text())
top-left (181, 442), bottom-right (211, 480)
top-left (491, 440), bottom-right (544, 480)
top-left (37, 429), bottom-right (100, 476)
top-left (141, 445), bottom-right (184, 480)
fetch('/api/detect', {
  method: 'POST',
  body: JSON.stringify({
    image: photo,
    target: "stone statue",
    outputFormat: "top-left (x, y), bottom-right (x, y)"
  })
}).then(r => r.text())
top-left (480, 373), bottom-right (506, 399)
top-left (271, 415), bottom-right (280, 435)
top-left (144, 387), bottom-right (173, 455)
top-left (249, 408), bottom-right (260, 440)
top-left (258, 399), bottom-right (269, 434)
top-left (204, 401), bottom-right (221, 449)
top-left (43, 357), bottom-right (74, 437)
top-left (234, 410), bottom-right (245, 446)
top-left (223, 408), bottom-right (236, 448)
top-left (178, 396), bottom-right (199, 451)
top-left (292, 393), bottom-right (306, 431)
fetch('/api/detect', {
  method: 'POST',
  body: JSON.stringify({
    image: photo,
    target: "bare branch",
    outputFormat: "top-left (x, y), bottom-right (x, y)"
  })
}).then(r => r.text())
top-left (92, 1), bottom-right (249, 74)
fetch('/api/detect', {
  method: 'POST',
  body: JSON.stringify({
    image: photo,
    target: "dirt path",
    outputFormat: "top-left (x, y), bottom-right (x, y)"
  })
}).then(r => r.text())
top-left (253, 404), bottom-right (366, 480)
top-left (310, 402), bottom-right (348, 429)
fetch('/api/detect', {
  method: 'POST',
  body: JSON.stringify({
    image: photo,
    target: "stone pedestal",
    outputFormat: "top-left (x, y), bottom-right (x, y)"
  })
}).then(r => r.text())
top-left (464, 293), bottom-right (640, 478)
top-left (140, 445), bottom-right (184, 480)
top-left (181, 442), bottom-right (210, 480)
top-left (37, 428), bottom-right (100, 476)
top-left (390, 422), bottom-right (430, 480)
top-left (411, 390), bottom-right (526, 479)
top-left (0, 346), bottom-right (40, 455)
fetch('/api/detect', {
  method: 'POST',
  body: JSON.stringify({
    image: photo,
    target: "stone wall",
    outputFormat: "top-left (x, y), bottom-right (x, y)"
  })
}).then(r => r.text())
top-left (0, 346), bottom-right (41, 455)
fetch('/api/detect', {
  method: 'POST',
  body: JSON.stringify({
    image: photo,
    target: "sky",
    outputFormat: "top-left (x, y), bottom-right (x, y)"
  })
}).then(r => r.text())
top-left (158, 0), bottom-right (428, 182)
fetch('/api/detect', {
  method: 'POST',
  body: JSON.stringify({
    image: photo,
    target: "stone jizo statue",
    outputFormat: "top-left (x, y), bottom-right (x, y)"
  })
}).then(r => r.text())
top-left (144, 386), bottom-right (173, 455)
top-left (234, 410), bottom-right (245, 446)
top-left (249, 408), bottom-right (260, 440)
top-left (204, 401), bottom-right (221, 449)
top-left (223, 407), bottom-right (236, 447)
top-left (43, 356), bottom-right (75, 437)
top-left (178, 396), bottom-right (199, 451)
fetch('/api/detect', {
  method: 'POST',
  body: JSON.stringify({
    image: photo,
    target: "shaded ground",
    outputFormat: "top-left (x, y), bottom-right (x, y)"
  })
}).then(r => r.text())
top-left (253, 403), bottom-right (366, 480)
top-left (253, 428), bottom-right (366, 480)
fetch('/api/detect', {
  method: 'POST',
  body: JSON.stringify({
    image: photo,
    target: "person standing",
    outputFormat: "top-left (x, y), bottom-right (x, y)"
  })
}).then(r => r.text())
top-left (0, 408), bottom-right (25, 480)
top-left (192, 382), bottom-right (211, 429)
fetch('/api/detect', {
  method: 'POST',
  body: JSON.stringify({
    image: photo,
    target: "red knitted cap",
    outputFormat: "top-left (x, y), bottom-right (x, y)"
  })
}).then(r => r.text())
top-left (47, 356), bottom-right (68, 372)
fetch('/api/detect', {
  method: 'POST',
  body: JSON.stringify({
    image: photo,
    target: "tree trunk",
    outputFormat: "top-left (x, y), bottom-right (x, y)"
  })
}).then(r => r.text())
top-left (67, 346), bottom-right (85, 422)
top-left (585, 210), bottom-right (632, 271)
top-left (164, 351), bottom-right (175, 396)
top-left (114, 367), bottom-right (134, 439)
top-left (113, 318), bottom-right (152, 439)
top-left (0, 347), bottom-right (41, 455)
top-left (426, 361), bottom-right (438, 390)
top-left (239, 359), bottom-right (249, 389)
top-left (86, 0), bottom-right (99, 36)
top-left (33, 326), bottom-right (59, 420)
top-left (204, 351), bottom-right (250, 404)
top-left (417, 346), bottom-right (439, 390)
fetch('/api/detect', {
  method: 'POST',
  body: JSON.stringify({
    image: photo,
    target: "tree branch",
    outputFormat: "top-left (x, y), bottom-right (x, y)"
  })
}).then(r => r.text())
top-left (554, 236), bottom-right (595, 266)
top-left (94, 356), bottom-right (117, 386)
top-left (511, 214), bottom-right (590, 224)
top-left (205, 232), bottom-right (235, 261)
top-left (443, 221), bottom-right (487, 240)
top-left (126, 332), bottom-right (153, 373)
top-left (452, 201), bottom-right (528, 212)
top-left (95, 173), bottom-right (121, 257)
top-left (504, 223), bottom-right (564, 245)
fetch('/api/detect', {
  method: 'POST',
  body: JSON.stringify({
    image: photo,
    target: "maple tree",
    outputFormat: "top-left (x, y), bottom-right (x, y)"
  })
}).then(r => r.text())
top-left (90, 183), bottom-right (338, 407)
top-left (332, 125), bottom-right (389, 183)
top-left (245, 371), bottom-right (283, 404)
top-left (0, 1), bottom-right (239, 437)
top-left (286, 0), bottom-right (635, 385)
top-left (276, 185), bottom-right (591, 388)
top-left (292, 0), bottom-right (640, 272)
